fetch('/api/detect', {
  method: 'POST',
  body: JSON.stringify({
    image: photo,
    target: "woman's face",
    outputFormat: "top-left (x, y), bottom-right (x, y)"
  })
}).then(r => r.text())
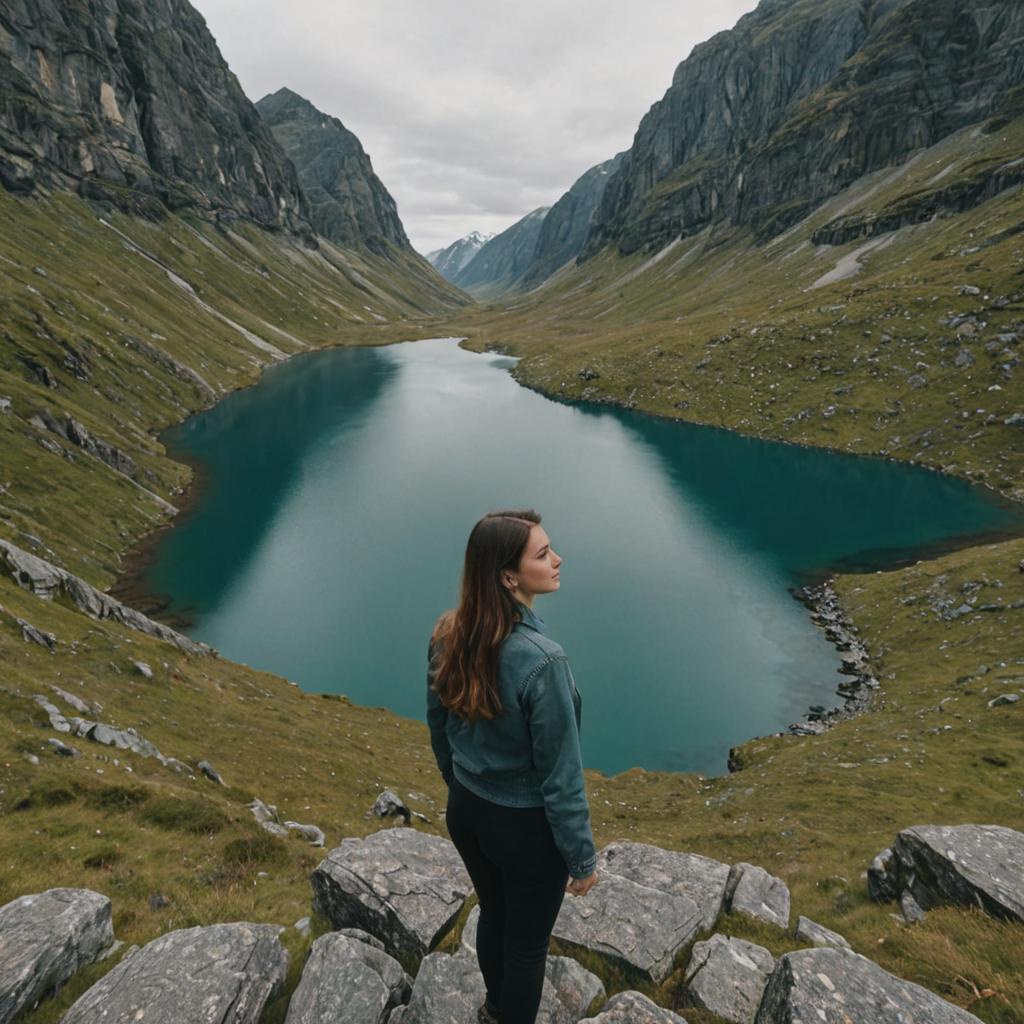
top-left (511, 524), bottom-right (562, 599)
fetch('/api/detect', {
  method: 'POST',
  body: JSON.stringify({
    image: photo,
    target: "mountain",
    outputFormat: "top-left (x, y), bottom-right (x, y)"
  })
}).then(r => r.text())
top-left (0, 0), bottom-right (466, 591)
top-left (0, 0), bottom-right (308, 232)
top-left (452, 208), bottom-right (549, 297)
top-left (255, 88), bottom-right (409, 256)
top-left (583, 0), bottom-right (1024, 259)
top-left (522, 153), bottom-right (625, 287)
top-left (449, 154), bottom-right (623, 297)
top-left (426, 230), bottom-right (494, 281)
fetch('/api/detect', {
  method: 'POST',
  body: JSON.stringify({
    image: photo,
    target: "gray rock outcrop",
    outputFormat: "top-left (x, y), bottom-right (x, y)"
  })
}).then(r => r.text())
top-left (0, 539), bottom-right (209, 655)
top-left (523, 153), bottom-right (625, 287)
top-left (255, 88), bottom-right (409, 255)
top-left (284, 931), bottom-right (411, 1024)
top-left (396, 950), bottom-right (603, 1024)
top-left (753, 947), bottom-right (983, 1023)
top-left (724, 863), bottom-right (790, 929)
top-left (0, 888), bottom-right (114, 1022)
top-left (29, 693), bottom-right (194, 773)
top-left (310, 828), bottom-right (472, 962)
top-left (580, 991), bottom-right (688, 1023)
top-left (597, 841), bottom-right (730, 930)
top-left (0, 0), bottom-right (309, 231)
top-left (552, 873), bottom-right (702, 983)
top-left (684, 934), bottom-right (774, 1024)
top-left (61, 922), bottom-right (287, 1023)
top-left (868, 824), bottom-right (1024, 923)
top-left (583, 0), bottom-right (1024, 258)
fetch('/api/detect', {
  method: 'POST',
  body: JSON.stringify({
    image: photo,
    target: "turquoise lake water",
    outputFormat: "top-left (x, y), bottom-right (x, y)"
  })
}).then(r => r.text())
top-left (142, 337), bottom-right (1024, 776)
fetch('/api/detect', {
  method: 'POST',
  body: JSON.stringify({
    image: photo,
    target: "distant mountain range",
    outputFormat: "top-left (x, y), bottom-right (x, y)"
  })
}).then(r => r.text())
top-left (426, 231), bottom-right (494, 280)
top-left (433, 152), bottom-right (624, 298)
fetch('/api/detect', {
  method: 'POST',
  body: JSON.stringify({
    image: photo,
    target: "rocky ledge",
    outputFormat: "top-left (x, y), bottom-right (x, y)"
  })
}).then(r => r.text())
top-left (5, 824), bottom-right (1020, 1022)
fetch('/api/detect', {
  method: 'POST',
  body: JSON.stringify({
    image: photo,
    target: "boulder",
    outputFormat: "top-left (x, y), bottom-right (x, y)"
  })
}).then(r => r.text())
top-left (62, 922), bottom-right (287, 1023)
top-left (793, 916), bottom-right (851, 950)
top-left (0, 888), bottom-right (114, 1022)
top-left (724, 863), bottom-right (790, 929)
top-left (284, 931), bottom-right (411, 1024)
top-left (868, 824), bottom-right (1024, 923)
top-left (683, 934), bottom-right (773, 1023)
top-left (597, 841), bottom-right (730, 930)
top-left (369, 789), bottom-right (411, 824)
top-left (396, 950), bottom-right (603, 1024)
top-left (580, 991), bottom-right (688, 1023)
top-left (552, 873), bottom-right (703, 983)
top-left (310, 828), bottom-right (472, 962)
top-left (753, 947), bottom-right (983, 1023)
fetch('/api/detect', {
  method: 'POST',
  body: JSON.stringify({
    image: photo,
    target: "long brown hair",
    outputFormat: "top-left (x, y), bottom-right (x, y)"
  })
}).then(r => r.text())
top-left (431, 509), bottom-right (541, 723)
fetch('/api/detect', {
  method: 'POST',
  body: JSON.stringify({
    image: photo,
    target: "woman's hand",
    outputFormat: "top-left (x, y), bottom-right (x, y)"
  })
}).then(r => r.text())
top-left (566, 871), bottom-right (598, 896)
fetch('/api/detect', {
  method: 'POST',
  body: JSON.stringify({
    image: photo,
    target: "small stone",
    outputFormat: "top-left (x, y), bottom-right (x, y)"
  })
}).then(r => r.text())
top-left (901, 890), bottom-right (926, 924)
top-left (368, 788), bottom-right (411, 824)
top-left (794, 915), bottom-right (851, 950)
top-left (988, 693), bottom-right (1020, 708)
top-left (198, 759), bottom-right (225, 785)
top-left (132, 660), bottom-right (153, 679)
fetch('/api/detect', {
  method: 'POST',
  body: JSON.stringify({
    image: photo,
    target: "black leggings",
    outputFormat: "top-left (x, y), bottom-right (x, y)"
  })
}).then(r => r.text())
top-left (445, 776), bottom-right (569, 1024)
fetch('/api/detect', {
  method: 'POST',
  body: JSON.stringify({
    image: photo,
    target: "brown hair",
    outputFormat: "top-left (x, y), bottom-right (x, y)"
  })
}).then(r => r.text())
top-left (430, 508), bottom-right (541, 723)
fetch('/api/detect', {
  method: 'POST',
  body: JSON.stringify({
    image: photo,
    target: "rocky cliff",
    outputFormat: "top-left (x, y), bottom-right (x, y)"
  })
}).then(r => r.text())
top-left (453, 207), bottom-right (549, 297)
top-left (522, 153), bottom-right (624, 287)
top-left (584, 0), bottom-right (1024, 257)
top-left (0, 0), bottom-right (309, 232)
top-left (255, 87), bottom-right (409, 255)
top-left (426, 230), bottom-right (493, 281)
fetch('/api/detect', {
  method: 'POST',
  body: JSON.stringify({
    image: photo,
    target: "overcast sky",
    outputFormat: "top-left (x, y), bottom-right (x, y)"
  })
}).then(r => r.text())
top-left (194, 0), bottom-right (757, 255)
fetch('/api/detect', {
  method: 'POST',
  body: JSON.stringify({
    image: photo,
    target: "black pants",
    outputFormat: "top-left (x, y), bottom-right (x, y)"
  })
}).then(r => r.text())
top-left (446, 775), bottom-right (569, 1024)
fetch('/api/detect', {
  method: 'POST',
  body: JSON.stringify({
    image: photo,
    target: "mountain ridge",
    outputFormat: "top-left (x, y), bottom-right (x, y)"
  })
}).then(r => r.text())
top-left (255, 87), bottom-right (411, 256)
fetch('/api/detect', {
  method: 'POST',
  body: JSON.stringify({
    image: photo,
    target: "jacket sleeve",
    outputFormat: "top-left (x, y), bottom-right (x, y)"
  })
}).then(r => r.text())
top-left (426, 638), bottom-right (454, 786)
top-left (521, 655), bottom-right (597, 879)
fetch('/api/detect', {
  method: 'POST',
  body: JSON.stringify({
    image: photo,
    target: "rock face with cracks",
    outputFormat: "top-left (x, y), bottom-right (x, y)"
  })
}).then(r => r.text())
top-left (597, 841), bottom-right (730, 931)
top-left (60, 922), bottom-right (288, 1024)
top-left (684, 934), bottom-right (775, 1024)
top-left (309, 828), bottom-right (472, 963)
top-left (552, 873), bottom-right (703, 983)
top-left (283, 931), bottom-right (411, 1024)
top-left (869, 824), bottom-right (1024, 923)
top-left (753, 947), bottom-right (984, 1024)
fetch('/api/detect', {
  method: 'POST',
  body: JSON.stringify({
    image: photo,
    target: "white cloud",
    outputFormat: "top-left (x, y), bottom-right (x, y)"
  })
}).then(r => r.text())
top-left (193, 0), bottom-right (758, 253)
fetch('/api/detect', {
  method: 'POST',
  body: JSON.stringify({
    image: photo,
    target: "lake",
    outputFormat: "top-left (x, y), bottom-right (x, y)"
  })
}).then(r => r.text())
top-left (139, 337), bottom-right (1024, 776)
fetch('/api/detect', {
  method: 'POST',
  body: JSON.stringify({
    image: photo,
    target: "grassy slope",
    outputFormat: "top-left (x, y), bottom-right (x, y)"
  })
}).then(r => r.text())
top-left (0, 189), bottom-right (466, 589)
top-left (0, 124), bottom-right (1023, 1021)
top-left (447, 116), bottom-right (1024, 504)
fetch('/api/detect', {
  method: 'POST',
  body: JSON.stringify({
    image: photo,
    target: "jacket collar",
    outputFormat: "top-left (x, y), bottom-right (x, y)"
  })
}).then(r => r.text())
top-left (515, 601), bottom-right (546, 634)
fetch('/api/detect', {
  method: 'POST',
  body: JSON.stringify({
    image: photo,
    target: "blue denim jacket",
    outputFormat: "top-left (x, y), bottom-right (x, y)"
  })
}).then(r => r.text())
top-left (426, 602), bottom-right (598, 879)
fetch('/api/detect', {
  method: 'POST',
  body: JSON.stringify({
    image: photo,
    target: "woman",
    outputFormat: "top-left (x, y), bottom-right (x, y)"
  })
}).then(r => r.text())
top-left (427, 508), bottom-right (599, 1024)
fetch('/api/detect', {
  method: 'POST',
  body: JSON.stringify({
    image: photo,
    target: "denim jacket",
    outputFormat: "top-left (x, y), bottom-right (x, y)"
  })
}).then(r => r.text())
top-left (426, 602), bottom-right (598, 880)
